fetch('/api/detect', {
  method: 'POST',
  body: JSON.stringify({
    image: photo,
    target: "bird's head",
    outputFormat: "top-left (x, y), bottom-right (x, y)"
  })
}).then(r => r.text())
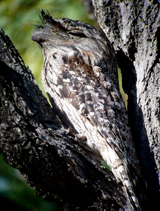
top-left (32, 10), bottom-right (118, 87)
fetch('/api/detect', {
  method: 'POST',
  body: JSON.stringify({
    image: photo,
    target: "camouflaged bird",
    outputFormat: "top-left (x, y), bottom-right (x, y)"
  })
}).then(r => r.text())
top-left (32, 10), bottom-right (142, 210)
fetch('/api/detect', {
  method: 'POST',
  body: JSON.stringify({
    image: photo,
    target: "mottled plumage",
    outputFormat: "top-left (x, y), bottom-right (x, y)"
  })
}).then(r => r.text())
top-left (32, 10), bottom-right (142, 210)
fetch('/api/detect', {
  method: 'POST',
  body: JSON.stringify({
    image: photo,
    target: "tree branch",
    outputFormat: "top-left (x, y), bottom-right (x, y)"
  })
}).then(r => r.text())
top-left (92, 0), bottom-right (160, 207)
top-left (1, 0), bottom-right (159, 208)
top-left (0, 29), bottom-right (129, 210)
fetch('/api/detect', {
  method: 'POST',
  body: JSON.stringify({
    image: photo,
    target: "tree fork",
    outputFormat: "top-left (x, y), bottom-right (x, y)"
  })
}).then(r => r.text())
top-left (1, 0), bottom-right (160, 209)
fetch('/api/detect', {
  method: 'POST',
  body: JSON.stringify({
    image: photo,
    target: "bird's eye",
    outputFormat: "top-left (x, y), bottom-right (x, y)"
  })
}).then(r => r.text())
top-left (68, 31), bottom-right (87, 38)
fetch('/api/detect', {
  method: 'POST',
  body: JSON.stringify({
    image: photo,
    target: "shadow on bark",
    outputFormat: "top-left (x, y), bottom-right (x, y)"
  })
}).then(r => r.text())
top-left (116, 49), bottom-right (160, 209)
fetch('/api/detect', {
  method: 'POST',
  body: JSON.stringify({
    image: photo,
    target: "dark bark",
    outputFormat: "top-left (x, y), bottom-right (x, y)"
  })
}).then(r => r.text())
top-left (92, 0), bottom-right (160, 207)
top-left (0, 0), bottom-right (160, 210)
top-left (0, 29), bottom-right (129, 210)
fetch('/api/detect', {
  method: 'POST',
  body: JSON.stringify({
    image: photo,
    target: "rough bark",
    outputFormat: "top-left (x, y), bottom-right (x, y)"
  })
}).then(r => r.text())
top-left (0, 0), bottom-right (160, 210)
top-left (92, 0), bottom-right (160, 206)
top-left (0, 29), bottom-right (132, 210)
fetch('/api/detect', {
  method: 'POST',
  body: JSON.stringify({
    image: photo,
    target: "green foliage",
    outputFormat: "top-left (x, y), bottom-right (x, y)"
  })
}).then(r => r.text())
top-left (101, 161), bottom-right (112, 172)
top-left (0, 155), bottom-right (62, 211)
top-left (0, 0), bottom-right (94, 90)
top-left (118, 68), bottom-right (128, 108)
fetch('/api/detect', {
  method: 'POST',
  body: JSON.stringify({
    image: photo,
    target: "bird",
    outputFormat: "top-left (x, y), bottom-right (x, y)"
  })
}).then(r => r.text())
top-left (32, 10), bottom-right (142, 210)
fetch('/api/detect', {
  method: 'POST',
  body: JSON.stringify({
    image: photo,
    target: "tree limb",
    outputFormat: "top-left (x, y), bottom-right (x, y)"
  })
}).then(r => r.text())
top-left (1, 0), bottom-right (159, 209)
top-left (92, 0), bottom-right (160, 207)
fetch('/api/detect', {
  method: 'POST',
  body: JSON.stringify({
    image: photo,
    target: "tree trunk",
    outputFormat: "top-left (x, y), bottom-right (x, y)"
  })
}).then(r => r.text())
top-left (92, 0), bottom-right (160, 207)
top-left (0, 0), bottom-right (160, 210)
